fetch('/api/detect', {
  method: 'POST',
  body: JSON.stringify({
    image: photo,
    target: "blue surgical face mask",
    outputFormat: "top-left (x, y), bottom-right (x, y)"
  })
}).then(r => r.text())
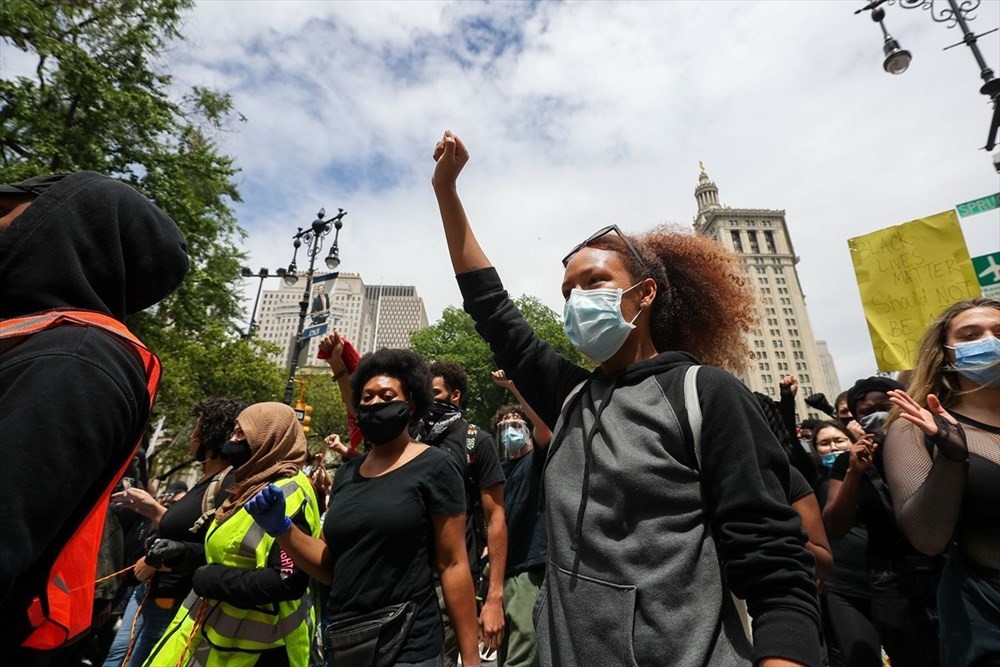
top-left (563, 283), bottom-right (643, 363)
top-left (947, 335), bottom-right (1000, 387)
top-left (500, 424), bottom-right (530, 454)
top-left (820, 452), bottom-right (839, 469)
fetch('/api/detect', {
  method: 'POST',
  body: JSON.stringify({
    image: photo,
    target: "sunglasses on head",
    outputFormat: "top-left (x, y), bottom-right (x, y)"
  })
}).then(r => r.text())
top-left (561, 224), bottom-right (648, 271)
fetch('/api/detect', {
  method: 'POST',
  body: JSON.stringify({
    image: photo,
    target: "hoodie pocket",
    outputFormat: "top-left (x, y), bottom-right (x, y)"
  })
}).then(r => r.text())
top-left (542, 563), bottom-right (640, 667)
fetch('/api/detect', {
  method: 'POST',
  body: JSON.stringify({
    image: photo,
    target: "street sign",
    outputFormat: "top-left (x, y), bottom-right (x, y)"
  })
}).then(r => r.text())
top-left (972, 252), bottom-right (1000, 298)
top-left (956, 193), bottom-right (999, 218)
top-left (302, 322), bottom-right (329, 340)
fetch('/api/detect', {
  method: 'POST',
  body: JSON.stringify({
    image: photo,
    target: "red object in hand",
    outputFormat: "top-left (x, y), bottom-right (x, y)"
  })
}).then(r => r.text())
top-left (317, 348), bottom-right (331, 360)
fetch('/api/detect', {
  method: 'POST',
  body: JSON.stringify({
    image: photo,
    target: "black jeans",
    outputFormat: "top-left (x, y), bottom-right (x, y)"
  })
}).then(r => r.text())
top-left (870, 567), bottom-right (940, 667)
top-left (823, 590), bottom-right (881, 667)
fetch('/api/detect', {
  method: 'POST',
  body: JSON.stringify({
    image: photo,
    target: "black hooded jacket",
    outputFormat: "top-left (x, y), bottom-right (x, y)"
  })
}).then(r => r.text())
top-left (0, 172), bottom-right (187, 653)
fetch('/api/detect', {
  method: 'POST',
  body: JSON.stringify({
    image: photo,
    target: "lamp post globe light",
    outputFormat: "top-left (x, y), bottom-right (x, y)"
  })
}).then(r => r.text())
top-left (239, 266), bottom-right (288, 339)
top-left (281, 207), bottom-right (347, 405)
top-left (856, 0), bottom-right (1000, 168)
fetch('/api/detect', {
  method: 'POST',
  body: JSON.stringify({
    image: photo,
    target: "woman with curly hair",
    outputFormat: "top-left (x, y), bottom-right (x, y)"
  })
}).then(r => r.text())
top-left (883, 297), bottom-right (1000, 667)
top-left (431, 131), bottom-right (821, 667)
top-left (244, 348), bottom-right (481, 667)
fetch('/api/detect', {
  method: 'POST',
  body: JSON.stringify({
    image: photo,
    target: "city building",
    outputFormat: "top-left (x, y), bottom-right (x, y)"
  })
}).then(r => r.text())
top-left (254, 273), bottom-right (427, 369)
top-left (693, 166), bottom-right (841, 420)
top-left (365, 284), bottom-right (430, 350)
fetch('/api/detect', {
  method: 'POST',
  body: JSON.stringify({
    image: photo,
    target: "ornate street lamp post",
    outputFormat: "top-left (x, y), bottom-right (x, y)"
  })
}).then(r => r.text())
top-left (280, 207), bottom-right (347, 405)
top-left (856, 0), bottom-right (1000, 168)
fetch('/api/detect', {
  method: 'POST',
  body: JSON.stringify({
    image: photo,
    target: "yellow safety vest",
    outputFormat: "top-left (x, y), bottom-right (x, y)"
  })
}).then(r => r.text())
top-left (143, 472), bottom-right (321, 667)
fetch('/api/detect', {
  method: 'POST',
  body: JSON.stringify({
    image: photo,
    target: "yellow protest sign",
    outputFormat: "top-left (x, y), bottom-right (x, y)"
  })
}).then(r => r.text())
top-left (848, 210), bottom-right (981, 372)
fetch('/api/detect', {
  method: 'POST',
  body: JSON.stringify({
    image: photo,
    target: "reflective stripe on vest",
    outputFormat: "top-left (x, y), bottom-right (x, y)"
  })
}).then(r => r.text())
top-left (197, 473), bottom-right (321, 656)
top-left (238, 481), bottom-right (303, 559)
top-left (0, 309), bottom-right (160, 650)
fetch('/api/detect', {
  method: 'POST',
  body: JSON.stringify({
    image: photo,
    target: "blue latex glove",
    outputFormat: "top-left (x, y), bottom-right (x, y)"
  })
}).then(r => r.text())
top-left (245, 483), bottom-right (292, 537)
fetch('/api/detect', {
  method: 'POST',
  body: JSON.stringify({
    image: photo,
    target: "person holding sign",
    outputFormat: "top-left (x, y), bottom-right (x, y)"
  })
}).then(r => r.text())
top-left (883, 297), bottom-right (1000, 667)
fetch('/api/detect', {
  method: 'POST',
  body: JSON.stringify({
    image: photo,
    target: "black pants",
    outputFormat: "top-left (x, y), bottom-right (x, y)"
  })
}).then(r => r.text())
top-left (870, 567), bottom-right (940, 667)
top-left (823, 590), bottom-right (881, 667)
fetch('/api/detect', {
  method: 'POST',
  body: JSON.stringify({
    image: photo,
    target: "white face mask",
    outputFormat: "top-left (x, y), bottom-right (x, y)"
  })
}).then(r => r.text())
top-left (562, 283), bottom-right (643, 362)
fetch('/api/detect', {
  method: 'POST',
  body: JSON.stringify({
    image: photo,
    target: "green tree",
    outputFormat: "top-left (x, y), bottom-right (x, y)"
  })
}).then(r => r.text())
top-left (0, 0), bottom-right (278, 472)
top-left (409, 295), bottom-right (586, 429)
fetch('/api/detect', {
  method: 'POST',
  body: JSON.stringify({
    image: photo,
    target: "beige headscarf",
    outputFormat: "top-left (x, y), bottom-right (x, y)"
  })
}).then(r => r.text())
top-left (214, 402), bottom-right (308, 525)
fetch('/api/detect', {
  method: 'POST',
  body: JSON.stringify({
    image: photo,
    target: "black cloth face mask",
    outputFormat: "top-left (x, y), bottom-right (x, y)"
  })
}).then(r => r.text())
top-left (425, 399), bottom-right (460, 425)
top-left (220, 439), bottom-right (252, 468)
top-left (357, 401), bottom-right (411, 446)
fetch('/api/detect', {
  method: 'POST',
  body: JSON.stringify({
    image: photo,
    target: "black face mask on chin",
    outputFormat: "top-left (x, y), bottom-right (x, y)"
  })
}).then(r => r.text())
top-left (220, 439), bottom-right (252, 468)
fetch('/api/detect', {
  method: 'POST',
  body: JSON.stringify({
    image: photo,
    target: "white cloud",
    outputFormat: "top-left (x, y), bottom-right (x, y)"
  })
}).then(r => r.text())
top-left (168, 0), bottom-right (999, 390)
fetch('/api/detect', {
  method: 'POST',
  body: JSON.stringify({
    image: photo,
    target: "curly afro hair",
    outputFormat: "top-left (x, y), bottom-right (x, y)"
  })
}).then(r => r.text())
top-left (427, 360), bottom-right (469, 402)
top-left (588, 224), bottom-right (756, 371)
top-left (351, 348), bottom-right (434, 422)
top-left (490, 403), bottom-right (533, 434)
top-left (191, 398), bottom-right (247, 459)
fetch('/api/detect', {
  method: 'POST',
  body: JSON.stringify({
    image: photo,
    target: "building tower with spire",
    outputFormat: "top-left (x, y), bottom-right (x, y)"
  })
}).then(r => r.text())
top-left (693, 166), bottom-right (841, 419)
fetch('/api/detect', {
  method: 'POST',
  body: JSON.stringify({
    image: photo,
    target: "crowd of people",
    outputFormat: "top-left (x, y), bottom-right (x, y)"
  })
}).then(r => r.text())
top-left (0, 133), bottom-right (997, 667)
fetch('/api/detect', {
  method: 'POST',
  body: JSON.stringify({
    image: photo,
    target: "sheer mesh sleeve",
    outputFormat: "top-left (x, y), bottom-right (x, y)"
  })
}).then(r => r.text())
top-left (883, 419), bottom-right (968, 557)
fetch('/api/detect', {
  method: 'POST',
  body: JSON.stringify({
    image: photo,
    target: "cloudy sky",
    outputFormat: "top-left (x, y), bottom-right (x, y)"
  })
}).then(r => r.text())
top-left (34, 0), bottom-right (1000, 388)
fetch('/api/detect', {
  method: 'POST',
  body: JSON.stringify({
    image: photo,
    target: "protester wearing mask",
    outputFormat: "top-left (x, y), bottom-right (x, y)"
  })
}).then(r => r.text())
top-left (104, 398), bottom-right (245, 667)
top-left (810, 420), bottom-right (877, 667)
top-left (144, 403), bottom-right (321, 667)
top-left (245, 348), bottom-right (481, 667)
top-left (823, 377), bottom-right (941, 667)
top-left (423, 361), bottom-right (506, 664)
top-left (883, 298), bottom-right (1000, 667)
top-left (432, 131), bottom-right (821, 667)
top-left (489, 371), bottom-right (553, 667)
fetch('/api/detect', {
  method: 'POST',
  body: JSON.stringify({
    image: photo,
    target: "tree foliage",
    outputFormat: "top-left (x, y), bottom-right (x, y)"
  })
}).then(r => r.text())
top-left (0, 0), bottom-right (278, 472)
top-left (409, 295), bottom-right (587, 429)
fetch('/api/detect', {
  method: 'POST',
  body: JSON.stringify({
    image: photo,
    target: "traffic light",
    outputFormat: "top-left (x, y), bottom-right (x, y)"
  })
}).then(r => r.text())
top-left (294, 401), bottom-right (314, 435)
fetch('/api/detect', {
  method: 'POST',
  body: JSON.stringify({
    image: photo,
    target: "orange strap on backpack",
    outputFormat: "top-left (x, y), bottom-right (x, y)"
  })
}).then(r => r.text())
top-left (0, 309), bottom-right (161, 651)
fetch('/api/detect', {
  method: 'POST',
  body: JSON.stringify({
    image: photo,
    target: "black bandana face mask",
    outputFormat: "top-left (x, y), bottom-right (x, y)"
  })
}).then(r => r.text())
top-left (426, 399), bottom-right (459, 425)
top-left (357, 401), bottom-right (411, 446)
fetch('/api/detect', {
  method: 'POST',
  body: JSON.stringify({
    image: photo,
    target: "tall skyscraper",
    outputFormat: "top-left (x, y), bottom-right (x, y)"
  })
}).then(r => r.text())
top-left (693, 166), bottom-right (841, 420)
top-left (254, 273), bottom-right (427, 369)
top-left (365, 284), bottom-right (430, 350)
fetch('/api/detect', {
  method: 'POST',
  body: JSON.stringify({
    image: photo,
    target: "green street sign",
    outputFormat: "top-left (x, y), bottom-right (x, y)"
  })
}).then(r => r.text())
top-left (956, 193), bottom-right (999, 218)
top-left (972, 252), bottom-right (1000, 298)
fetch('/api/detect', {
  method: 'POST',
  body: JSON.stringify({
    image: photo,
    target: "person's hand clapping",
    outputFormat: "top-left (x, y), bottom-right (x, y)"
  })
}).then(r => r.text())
top-left (111, 487), bottom-right (165, 522)
top-left (847, 438), bottom-right (877, 474)
top-left (888, 389), bottom-right (967, 461)
top-left (432, 130), bottom-right (469, 190)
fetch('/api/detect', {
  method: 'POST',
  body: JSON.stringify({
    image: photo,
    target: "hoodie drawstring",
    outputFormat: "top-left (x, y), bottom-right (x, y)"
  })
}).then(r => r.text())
top-left (570, 378), bottom-right (618, 552)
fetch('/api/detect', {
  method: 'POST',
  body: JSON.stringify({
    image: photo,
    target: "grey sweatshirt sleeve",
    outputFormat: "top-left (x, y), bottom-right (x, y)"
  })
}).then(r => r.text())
top-left (457, 267), bottom-right (590, 430)
top-left (697, 367), bottom-right (822, 666)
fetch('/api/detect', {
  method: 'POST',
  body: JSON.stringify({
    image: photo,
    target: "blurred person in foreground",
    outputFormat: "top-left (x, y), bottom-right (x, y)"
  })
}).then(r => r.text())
top-left (884, 297), bottom-right (1000, 667)
top-left (0, 172), bottom-right (187, 663)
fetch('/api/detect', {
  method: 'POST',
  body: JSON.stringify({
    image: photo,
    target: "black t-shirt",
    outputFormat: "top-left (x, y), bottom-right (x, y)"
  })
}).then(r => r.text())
top-left (830, 451), bottom-right (915, 569)
top-left (814, 472), bottom-right (871, 598)
top-left (152, 469), bottom-right (235, 599)
top-left (501, 449), bottom-right (547, 577)
top-left (787, 466), bottom-right (813, 504)
top-left (434, 420), bottom-right (505, 577)
top-left (325, 447), bottom-right (466, 663)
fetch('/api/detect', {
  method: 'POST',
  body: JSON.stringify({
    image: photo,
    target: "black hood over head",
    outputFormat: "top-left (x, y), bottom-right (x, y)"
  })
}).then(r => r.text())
top-left (0, 171), bottom-right (188, 320)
